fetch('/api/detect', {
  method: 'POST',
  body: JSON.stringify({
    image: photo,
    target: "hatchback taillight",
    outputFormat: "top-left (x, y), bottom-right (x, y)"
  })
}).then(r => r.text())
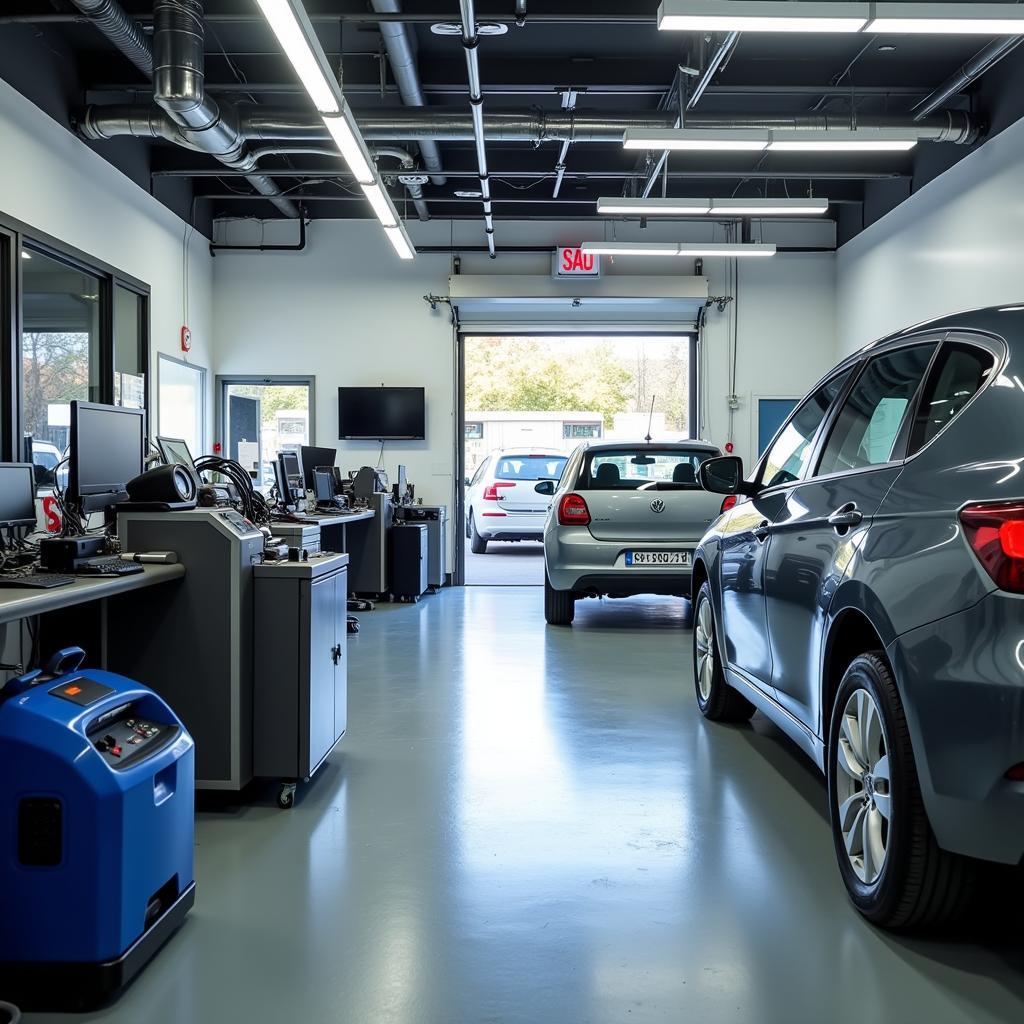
top-left (959, 502), bottom-right (1024, 593)
top-left (482, 482), bottom-right (515, 501)
top-left (557, 493), bottom-right (591, 527)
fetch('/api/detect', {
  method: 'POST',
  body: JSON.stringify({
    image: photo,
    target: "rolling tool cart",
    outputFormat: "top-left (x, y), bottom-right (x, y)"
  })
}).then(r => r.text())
top-left (0, 648), bottom-right (195, 1011)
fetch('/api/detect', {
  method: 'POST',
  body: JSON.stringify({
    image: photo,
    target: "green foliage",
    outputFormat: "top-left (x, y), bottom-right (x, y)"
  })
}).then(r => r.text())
top-left (465, 336), bottom-right (690, 431)
top-left (227, 384), bottom-right (310, 428)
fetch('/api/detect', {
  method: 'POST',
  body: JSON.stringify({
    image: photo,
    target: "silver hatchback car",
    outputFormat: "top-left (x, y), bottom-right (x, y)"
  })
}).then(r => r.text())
top-left (538, 440), bottom-right (722, 624)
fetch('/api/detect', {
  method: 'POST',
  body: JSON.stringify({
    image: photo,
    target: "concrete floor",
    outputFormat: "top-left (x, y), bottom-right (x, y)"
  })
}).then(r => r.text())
top-left (27, 588), bottom-right (1024, 1023)
top-left (464, 537), bottom-right (544, 586)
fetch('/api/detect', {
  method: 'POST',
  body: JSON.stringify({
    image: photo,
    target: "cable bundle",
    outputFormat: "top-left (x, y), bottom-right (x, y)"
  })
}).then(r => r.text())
top-left (193, 456), bottom-right (272, 525)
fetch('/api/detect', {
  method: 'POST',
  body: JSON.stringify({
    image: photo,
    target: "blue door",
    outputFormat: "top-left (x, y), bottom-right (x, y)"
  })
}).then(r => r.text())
top-left (757, 399), bottom-right (798, 456)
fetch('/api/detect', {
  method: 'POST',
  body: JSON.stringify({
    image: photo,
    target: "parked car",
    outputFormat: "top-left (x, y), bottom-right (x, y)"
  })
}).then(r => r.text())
top-left (31, 439), bottom-right (62, 489)
top-left (692, 306), bottom-right (1024, 929)
top-left (540, 440), bottom-right (722, 624)
top-left (466, 448), bottom-right (568, 554)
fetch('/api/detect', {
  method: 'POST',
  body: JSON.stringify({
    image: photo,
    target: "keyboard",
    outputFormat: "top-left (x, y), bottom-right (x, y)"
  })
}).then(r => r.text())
top-left (75, 558), bottom-right (145, 577)
top-left (0, 573), bottom-right (76, 590)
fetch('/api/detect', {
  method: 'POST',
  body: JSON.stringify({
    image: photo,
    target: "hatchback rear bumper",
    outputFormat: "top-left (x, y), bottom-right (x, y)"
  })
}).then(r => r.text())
top-left (890, 590), bottom-right (1024, 865)
top-left (477, 510), bottom-right (546, 541)
top-left (545, 526), bottom-right (697, 597)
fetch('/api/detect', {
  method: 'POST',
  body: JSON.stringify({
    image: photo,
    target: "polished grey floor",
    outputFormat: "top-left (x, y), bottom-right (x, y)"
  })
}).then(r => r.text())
top-left (28, 588), bottom-right (1024, 1023)
top-left (464, 536), bottom-right (544, 585)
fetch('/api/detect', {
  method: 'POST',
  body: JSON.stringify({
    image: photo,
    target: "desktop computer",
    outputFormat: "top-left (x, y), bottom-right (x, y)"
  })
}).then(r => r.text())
top-left (68, 402), bottom-right (145, 516)
top-left (300, 445), bottom-right (337, 492)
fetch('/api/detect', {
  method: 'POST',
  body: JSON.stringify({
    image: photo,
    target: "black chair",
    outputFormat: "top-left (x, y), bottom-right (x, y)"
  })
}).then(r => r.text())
top-left (594, 463), bottom-right (621, 488)
top-left (672, 463), bottom-right (697, 485)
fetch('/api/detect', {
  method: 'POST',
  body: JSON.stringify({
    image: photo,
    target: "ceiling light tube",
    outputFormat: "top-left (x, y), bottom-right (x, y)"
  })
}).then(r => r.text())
top-left (769, 129), bottom-right (918, 152)
top-left (384, 225), bottom-right (416, 261)
top-left (597, 197), bottom-right (712, 216)
top-left (255, 0), bottom-right (340, 114)
top-left (709, 198), bottom-right (829, 215)
top-left (658, 0), bottom-right (869, 33)
top-left (580, 242), bottom-right (776, 258)
top-left (361, 182), bottom-right (399, 229)
top-left (868, 3), bottom-right (1024, 34)
top-left (322, 111), bottom-right (375, 184)
top-left (623, 128), bottom-right (769, 152)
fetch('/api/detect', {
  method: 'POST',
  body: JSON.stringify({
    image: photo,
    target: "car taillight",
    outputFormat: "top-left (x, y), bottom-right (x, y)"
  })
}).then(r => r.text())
top-left (720, 495), bottom-right (738, 514)
top-left (557, 493), bottom-right (591, 527)
top-left (482, 481), bottom-right (515, 501)
top-left (959, 502), bottom-right (1024, 593)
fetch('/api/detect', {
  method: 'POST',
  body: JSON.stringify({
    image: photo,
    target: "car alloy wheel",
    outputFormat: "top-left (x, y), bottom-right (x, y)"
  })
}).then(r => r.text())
top-left (834, 687), bottom-right (890, 885)
top-left (695, 595), bottom-right (715, 702)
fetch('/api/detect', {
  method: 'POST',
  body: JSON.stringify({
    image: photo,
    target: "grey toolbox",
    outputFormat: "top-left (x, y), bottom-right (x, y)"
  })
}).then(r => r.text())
top-left (395, 504), bottom-right (447, 589)
top-left (272, 520), bottom-right (322, 554)
top-left (253, 552), bottom-right (348, 808)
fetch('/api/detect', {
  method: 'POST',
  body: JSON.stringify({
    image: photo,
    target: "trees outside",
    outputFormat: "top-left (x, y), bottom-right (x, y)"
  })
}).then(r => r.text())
top-left (465, 335), bottom-right (689, 432)
top-left (22, 332), bottom-right (91, 442)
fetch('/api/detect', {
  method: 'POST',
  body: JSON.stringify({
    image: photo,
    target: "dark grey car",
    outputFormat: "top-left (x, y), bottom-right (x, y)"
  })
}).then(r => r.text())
top-left (692, 306), bottom-right (1024, 929)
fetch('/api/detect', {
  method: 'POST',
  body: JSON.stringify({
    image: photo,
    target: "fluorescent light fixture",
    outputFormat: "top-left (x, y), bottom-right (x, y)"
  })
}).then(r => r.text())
top-left (709, 198), bottom-right (829, 215)
top-left (596, 197), bottom-right (712, 216)
top-left (255, 0), bottom-right (340, 113)
top-left (658, 0), bottom-right (869, 33)
top-left (623, 128), bottom-right (769, 152)
top-left (769, 129), bottom-right (918, 152)
top-left (580, 241), bottom-right (776, 258)
top-left (361, 182), bottom-right (399, 228)
top-left (383, 225), bottom-right (416, 261)
top-left (322, 112), bottom-right (375, 183)
top-left (869, 3), bottom-right (1024, 34)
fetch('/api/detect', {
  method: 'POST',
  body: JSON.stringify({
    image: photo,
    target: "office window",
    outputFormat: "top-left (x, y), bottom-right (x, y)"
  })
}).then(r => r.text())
top-left (465, 421), bottom-right (484, 440)
top-left (159, 354), bottom-right (206, 456)
top-left (114, 285), bottom-right (147, 409)
top-left (219, 376), bottom-right (315, 488)
top-left (563, 423), bottom-right (601, 439)
top-left (21, 246), bottom-right (102, 458)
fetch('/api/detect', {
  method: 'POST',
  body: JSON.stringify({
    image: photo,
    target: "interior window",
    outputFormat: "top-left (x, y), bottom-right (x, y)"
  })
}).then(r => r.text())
top-left (908, 343), bottom-right (995, 455)
top-left (759, 370), bottom-right (852, 489)
top-left (817, 345), bottom-right (934, 477)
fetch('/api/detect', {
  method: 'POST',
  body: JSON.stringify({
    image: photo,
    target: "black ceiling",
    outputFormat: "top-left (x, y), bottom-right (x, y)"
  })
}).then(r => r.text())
top-left (4, 0), bottom-right (1024, 243)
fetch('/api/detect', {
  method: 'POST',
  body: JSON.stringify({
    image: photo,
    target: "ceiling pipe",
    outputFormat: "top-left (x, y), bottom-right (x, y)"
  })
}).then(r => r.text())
top-left (688, 32), bottom-right (740, 111)
top-left (515, 0), bottom-right (528, 25)
top-left (371, 146), bottom-right (431, 222)
top-left (458, 0), bottom-right (496, 257)
top-left (913, 35), bottom-right (1024, 121)
top-left (370, 0), bottom-right (446, 188)
top-left (64, 0), bottom-right (153, 77)
top-left (68, 0), bottom-right (298, 218)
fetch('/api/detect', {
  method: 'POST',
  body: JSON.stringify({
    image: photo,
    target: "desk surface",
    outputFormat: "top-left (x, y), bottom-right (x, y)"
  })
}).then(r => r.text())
top-left (283, 510), bottom-right (376, 527)
top-left (0, 563), bottom-right (186, 625)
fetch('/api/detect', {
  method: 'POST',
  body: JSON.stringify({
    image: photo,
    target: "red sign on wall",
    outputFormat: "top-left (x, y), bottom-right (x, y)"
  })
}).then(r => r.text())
top-left (553, 247), bottom-right (601, 278)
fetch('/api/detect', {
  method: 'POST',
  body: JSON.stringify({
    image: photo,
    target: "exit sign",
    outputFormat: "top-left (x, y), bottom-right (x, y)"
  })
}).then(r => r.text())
top-left (553, 246), bottom-right (601, 278)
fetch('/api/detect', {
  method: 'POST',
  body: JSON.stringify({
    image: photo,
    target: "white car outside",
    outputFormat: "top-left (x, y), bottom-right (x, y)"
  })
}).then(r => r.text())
top-left (466, 447), bottom-right (569, 553)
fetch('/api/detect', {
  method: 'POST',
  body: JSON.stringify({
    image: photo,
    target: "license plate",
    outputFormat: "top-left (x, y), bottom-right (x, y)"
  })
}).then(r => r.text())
top-left (625, 550), bottom-right (691, 567)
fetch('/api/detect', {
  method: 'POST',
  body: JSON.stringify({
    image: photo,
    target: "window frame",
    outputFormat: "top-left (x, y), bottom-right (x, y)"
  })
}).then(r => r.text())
top-left (809, 340), bottom-right (942, 482)
top-left (215, 374), bottom-right (318, 456)
top-left (158, 353), bottom-right (208, 454)
top-left (1, 208), bottom-right (151, 463)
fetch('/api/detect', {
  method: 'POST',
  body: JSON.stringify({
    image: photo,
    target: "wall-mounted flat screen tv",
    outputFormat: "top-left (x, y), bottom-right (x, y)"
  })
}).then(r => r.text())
top-left (338, 387), bottom-right (426, 440)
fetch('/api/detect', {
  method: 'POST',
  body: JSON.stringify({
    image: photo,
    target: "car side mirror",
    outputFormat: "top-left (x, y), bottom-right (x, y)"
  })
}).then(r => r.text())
top-left (699, 456), bottom-right (751, 496)
top-left (534, 480), bottom-right (555, 496)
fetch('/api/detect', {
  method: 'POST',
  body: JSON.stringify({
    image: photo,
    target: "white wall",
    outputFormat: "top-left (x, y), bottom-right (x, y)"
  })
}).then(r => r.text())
top-left (0, 77), bottom-right (214, 438)
top-left (837, 112), bottom-right (1024, 356)
top-left (213, 217), bottom-right (837, 565)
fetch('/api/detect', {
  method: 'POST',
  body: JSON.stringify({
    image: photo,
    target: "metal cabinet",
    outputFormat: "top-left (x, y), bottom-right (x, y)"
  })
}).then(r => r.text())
top-left (253, 553), bottom-right (348, 807)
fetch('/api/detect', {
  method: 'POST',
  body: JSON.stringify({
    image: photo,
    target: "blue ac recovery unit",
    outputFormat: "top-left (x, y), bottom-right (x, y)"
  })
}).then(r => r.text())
top-left (0, 648), bottom-right (195, 1011)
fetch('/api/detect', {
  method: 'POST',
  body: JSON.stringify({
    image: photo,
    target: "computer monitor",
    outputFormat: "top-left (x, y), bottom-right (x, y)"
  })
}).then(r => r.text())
top-left (68, 402), bottom-right (146, 514)
top-left (156, 436), bottom-right (197, 475)
top-left (300, 445), bottom-right (337, 491)
top-left (276, 450), bottom-right (304, 506)
top-left (0, 463), bottom-right (38, 529)
top-left (313, 469), bottom-right (334, 505)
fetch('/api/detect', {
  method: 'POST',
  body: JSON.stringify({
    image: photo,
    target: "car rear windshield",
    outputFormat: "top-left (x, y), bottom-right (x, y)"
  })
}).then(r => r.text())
top-left (494, 455), bottom-right (568, 481)
top-left (578, 448), bottom-right (715, 490)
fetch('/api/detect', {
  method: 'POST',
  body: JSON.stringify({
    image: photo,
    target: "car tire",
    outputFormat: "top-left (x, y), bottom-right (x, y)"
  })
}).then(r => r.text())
top-left (827, 652), bottom-right (976, 930)
top-left (465, 515), bottom-right (471, 540)
top-left (692, 582), bottom-right (755, 722)
top-left (469, 513), bottom-right (488, 554)
top-left (544, 571), bottom-right (575, 626)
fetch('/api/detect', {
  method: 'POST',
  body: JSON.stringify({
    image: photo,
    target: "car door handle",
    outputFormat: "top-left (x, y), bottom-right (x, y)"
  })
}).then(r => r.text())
top-left (827, 503), bottom-right (863, 530)
top-left (752, 521), bottom-right (771, 541)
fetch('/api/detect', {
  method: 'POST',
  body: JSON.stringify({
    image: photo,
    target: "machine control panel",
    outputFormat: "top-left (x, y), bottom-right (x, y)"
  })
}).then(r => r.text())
top-left (88, 711), bottom-right (178, 770)
top-left (219, 509), bottom-right (257, 536)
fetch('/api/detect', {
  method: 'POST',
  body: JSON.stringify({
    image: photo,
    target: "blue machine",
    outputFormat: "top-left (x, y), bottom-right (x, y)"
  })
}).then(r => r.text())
top-left (0, 648), bottom-right (195, 1011)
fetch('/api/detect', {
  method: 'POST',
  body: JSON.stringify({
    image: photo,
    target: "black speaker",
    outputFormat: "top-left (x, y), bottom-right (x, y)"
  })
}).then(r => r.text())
top-left (125, 465), bottom-right (198, 509)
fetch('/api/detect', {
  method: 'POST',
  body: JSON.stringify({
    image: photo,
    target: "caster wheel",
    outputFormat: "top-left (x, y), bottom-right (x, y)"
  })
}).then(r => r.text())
top-left (277, 784), bottom-right (296, 809)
